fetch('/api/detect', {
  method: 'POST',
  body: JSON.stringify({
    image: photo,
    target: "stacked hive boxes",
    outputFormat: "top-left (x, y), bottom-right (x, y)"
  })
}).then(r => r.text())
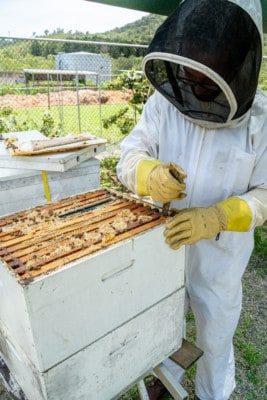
top-left (0, 192), bottom-right (185, 400)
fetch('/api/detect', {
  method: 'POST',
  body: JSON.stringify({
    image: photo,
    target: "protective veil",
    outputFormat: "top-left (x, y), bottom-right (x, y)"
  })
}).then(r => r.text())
top-left (117, 1), bottom-right (267, 399)
top-left (142, 0), bottom-right (262, 129)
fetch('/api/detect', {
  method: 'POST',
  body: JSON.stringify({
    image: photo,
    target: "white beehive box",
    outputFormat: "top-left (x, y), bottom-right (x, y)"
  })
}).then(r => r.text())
top-left (0, 192), bottom-right (185, 400)
top-left (0, 130), bottom-right (106, 172)
top-left (0, 158), bottom-right (100, 216)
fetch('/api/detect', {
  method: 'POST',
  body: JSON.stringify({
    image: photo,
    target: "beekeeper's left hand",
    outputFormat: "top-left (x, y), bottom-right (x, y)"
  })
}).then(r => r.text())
top-left (164, 206), bottom-right (226, 250)
top-left (164, 197), bottom-right (253, 250)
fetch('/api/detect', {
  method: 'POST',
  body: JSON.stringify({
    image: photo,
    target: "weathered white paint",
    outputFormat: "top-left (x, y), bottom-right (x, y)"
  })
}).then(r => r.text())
top-left (45, 290), bottom-right (184, 400)
top-left (0, 289), bottom-right (184, 400)
top-left (0, 323), bottom-right (48, 400)
top-left (0, 226), bottom-right (185, 372)
top-left (0, 158), bottom-right (100, 216)
top-left (0, 265), bottom-right (39, 368)
top-left (0, 131), bottom-right (106, 172)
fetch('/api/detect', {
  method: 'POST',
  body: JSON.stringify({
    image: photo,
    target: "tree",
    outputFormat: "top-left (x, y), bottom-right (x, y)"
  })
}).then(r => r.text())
top-left (30, 41), bottom-right (42, 56)
top-left (103, 70), bottom-right (153, 135)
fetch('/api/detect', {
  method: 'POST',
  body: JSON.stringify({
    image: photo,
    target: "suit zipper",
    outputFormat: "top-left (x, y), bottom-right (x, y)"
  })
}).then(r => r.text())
top-left (188, 128), bottom-right (205, 208)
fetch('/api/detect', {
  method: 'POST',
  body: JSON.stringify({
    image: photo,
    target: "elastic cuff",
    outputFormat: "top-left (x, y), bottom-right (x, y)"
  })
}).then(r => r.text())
top-left (136, 159), bottom-right (160, 196)
top-left (217, 197), bottom-right (252, 232)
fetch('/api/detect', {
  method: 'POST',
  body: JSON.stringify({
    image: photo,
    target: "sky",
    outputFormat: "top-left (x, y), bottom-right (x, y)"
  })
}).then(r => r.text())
top-left (0, 0), bottom-right (148, 38)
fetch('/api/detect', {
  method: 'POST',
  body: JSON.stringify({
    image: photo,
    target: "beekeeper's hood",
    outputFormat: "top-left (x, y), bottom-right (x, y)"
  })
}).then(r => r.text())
top-left (142, 0), bottom-right (263, 129)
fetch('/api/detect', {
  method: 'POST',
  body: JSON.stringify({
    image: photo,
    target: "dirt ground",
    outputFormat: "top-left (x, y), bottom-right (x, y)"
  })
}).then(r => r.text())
top-left (0, 89), bottom-right (131, 109)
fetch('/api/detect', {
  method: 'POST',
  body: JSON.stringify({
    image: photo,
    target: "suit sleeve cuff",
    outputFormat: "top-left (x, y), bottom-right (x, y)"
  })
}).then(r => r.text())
top-left (136, 159), bottom-right (161, 196)
top-left (217, 196), bottom-right (252, 232)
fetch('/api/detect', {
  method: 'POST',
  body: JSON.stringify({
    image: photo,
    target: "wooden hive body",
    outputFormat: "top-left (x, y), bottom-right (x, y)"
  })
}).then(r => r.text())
top-left (0, 190), bottom-right (185, 400)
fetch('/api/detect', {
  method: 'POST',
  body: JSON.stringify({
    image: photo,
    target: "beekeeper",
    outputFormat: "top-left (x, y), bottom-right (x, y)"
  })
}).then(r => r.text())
top-left (117, 0), bottom-right (267, 399)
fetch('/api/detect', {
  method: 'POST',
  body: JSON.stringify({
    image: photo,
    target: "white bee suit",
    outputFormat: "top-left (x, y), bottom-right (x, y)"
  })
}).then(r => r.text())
top-left (117, 1), bottom-right (266, 398)
top-left (117, 88), bottom-right (267, 400)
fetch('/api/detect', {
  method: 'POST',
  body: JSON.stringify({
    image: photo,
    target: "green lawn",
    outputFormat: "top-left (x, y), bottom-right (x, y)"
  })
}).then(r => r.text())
top-left (15, 103), bottom-right (130, 144)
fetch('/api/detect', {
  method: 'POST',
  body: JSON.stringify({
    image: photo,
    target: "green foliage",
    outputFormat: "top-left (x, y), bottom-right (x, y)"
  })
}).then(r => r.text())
top-left (0, 107), bottom-right (62, 137)
top-left (0, 40), bottom-right (54, 71)
top-left (258, 61), bottom-right (267, 91)
top-left (0, 84), bottom-right (21, 96)
top-left (40, 111), bottom-right (63, 137)
top-left (0, 107), bottom-right (36, 133)
top-left (103, 14), bottom-right (166, 45)
top-left (112, 55), bottom-right (143, 74)
top-left (119, 385), bottom-right (138, 400)
top-left (13, 103), bottom-right (126, 143)
top-left (0, 106), bottom-right (13, 116)
top-left (102, 70), bottom-right (152, 136)
top-left (102, 107), bottom-right (134, 135)
top-left (100, 156), bottom-right (126, 191)
top-left (102, 107), bottom-right (129, 125)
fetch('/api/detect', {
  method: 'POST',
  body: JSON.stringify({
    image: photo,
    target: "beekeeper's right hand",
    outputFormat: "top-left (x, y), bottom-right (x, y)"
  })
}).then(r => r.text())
top-left (136, 160), bottom-right (187, 203)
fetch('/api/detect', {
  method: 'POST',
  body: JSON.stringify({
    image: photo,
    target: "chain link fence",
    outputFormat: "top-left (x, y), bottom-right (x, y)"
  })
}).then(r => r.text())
top-left (0, 36), bottom-right (148, 144)
top-left (0, 36), bottom-right (267, 145)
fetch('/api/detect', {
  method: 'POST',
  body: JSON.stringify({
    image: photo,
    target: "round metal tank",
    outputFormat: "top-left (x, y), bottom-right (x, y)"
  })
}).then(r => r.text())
top-left (55, 52), bottom-right (112, 82)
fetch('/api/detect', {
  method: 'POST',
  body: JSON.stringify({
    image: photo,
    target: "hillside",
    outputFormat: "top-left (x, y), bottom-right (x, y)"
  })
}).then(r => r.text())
top-left (37, 14), bottom-right (166, 44)
top-left (88, 14), bottom-right (166, 44)
top-left (0, 14), bottom-right (166, 72)
top-left (0, 14), bottom-right (266, 85)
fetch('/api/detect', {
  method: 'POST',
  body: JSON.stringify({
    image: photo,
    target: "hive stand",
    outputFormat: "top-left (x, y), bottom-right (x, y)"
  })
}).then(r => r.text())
top-left (137, 339), bottom-right (203, 400)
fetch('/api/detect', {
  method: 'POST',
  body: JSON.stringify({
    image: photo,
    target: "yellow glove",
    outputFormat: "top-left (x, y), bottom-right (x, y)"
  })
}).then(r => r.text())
top-left (136, 159), bottom-right (187, 202)
top-left (164, 197), bottom-right (252, 250)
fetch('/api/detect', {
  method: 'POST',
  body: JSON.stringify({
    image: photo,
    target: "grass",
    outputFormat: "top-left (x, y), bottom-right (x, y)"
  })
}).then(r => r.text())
top-left (14, 103), bottom-right (128, 144)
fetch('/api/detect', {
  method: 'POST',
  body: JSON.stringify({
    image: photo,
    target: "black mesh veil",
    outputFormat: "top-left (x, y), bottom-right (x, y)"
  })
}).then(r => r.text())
top-left (143, 0), bottom-right (262, 125)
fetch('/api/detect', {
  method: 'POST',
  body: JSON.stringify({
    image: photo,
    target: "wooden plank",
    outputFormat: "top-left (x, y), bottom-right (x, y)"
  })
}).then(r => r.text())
top-left (0, 188), bottom-right (107, 219)
top-left (170, 339), bottom-right (203, 370)
top-left (9, 134), bottom-right (105, 153)
top-left (9, 215), bottom-right (163, 281)
top-left (2, 204), bottom-right (146, 257)
top-left (0, 192), bottom-right (165, 281)
top-left (154, 363), bottom-right (188, 400)
top-left (0, 200), bottom-right (136, 245)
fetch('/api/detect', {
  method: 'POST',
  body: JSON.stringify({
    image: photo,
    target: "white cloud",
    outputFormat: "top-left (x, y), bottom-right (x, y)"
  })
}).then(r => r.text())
top-left (0, 0), bottom-right (148, 38)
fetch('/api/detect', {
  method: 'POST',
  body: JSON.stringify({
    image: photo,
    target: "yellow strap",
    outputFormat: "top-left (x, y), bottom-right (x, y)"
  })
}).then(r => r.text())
top-left (136, 159), bottom-right (161, 196)
top-left (217, 197), bottom-right (252, 232)
top-left (41, 171), bottom-right (52, 203)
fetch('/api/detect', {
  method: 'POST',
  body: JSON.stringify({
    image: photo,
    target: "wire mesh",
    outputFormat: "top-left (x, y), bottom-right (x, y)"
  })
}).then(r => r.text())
top-left (0, 36), bottom-right (266, 146)
top-left (0, 36), bottom-right (148, 144)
